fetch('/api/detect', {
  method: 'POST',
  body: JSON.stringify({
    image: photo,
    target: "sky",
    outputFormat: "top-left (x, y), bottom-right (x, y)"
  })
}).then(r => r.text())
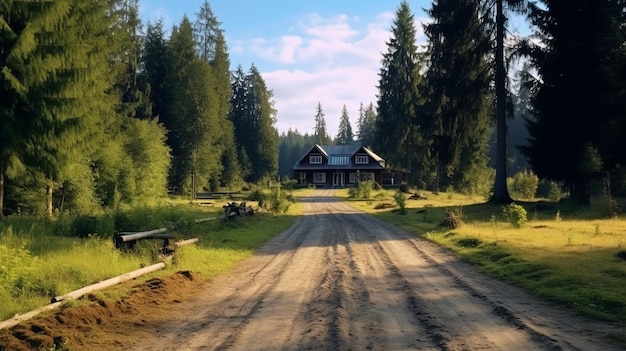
top-left (138, 1), bottom-right (529, 136)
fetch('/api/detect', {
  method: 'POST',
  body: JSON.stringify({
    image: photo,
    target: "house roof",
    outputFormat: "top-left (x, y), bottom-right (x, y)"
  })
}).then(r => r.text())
top-left (293, 144), bottom-right (386, 170)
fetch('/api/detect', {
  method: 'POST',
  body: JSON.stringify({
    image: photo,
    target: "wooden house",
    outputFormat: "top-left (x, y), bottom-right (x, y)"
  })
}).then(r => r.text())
top-left (292, 144), bottom-right (404, 187)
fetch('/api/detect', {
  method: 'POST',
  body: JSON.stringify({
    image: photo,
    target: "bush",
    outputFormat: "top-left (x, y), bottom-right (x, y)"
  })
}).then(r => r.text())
top-left (537, 179), bottom-right (562, 201)
top-left (503, 203), bottom-right (528, 228)
top-left (510, 170), bottom-right (539, 199)
top-left (394, 190), bottom-right (407, 214)
top-left (348, 181), bottom-right (375, 199)
top-left (280, 177), bottom-right (297, 190)
top-left (72, 215), bottom-right (98, 238)
top-left (264, 184), bottom-right (293, 214)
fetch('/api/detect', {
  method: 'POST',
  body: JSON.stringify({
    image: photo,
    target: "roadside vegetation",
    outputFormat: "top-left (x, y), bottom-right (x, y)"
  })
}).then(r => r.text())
top-left (0, 188), bottom-right (301, 321)
top-left (345, 183), bottom-right (626, 329)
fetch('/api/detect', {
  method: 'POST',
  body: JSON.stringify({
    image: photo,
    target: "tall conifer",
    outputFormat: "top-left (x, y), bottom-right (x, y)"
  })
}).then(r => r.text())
top-left (336, 105), bottom-right (354, 145)
top-left (423, 0), bottom-right (493, 193)
top-left (376, 1), bottom-right (426, 185)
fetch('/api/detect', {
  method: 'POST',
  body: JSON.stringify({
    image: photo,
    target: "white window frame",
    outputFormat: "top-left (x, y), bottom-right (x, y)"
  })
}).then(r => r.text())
top-left (313, 172), bottom-right (326, 183)
top-left (355, 155), bottom-right (369, 164)
top-left (310, 155), bottom-right (322, 164)
top-left (299, 172), bottom-right (307, 183)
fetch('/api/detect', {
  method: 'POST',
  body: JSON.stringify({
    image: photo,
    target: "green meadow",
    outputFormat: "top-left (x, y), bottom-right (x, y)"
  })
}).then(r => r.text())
top-left (2, 187), bottom-right (625, 347)
top-left (346, 188), bottom-right (626, 330)
top-left (0, 198), bottom-right (301, 321)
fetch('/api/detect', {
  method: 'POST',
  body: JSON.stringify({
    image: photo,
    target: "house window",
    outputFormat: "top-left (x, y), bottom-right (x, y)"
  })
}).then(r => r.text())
top-left (310, 155), bottom-right (322, 164)
top-left (313, 172), bottom-right (326, 183)
top-left (355, 155), bottom-right (369, 164)
top-left (350, 172), bottom-right (374, 183)
top-left (299, 172), bottom-right (307, 184)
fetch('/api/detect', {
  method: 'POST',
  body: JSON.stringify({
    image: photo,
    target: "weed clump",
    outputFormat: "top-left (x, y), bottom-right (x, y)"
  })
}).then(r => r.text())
top-left (503, 203), bottom-right (528, 228)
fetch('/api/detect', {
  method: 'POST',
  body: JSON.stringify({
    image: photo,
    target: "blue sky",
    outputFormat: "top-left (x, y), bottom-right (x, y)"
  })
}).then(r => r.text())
top-left (139, 1), bottom-right (528, 136)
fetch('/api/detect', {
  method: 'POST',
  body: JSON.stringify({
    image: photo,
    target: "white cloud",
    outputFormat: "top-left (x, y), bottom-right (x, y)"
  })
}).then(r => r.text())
top-left (243, 13), bottom-right (391, 135)
top-left (232, 11), bottom-right (430, 136)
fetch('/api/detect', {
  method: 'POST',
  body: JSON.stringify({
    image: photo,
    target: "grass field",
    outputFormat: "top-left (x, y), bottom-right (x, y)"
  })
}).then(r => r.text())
top-left (346, 188), bottom-right (626, 328)
top-left (0, 196), bottom-right (301, 321)
top-left (2, 187), bottom-right (626, 339)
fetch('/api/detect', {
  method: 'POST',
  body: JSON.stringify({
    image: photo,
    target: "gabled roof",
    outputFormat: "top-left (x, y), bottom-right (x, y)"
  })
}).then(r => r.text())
top-left (293, 143), bottom-right (386, 170)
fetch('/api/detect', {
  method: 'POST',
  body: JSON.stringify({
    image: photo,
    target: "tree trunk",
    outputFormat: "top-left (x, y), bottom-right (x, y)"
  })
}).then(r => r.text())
top-left (491, 0), bottom-right (512, 204)
top-left (0, 169), bottom-right (4, 220)
top-left (46, 178), bottom-right (54, 216)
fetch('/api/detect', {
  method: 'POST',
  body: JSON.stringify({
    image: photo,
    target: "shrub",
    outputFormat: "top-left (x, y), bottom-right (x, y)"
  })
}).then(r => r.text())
top-left (394, 190), bottom-right (407, 214)
top-left (72, 215), bottom-right (98, 238)
top-left (264, 184), bottom-right (292, 214)
top-left (510, 170), bottom-right (539, 199)
top-left (503, 203), bottom-right (528, 228)
top-left (280, 177), bottom-right (297, 190)
top-left (537, 179), bottom-right (562, 201)
top-left (349, 181), bottom-right (375, 199)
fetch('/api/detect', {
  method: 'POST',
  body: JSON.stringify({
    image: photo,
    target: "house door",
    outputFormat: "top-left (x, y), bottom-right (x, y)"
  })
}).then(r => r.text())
top-left (333, 172), bottom-right (344, 187)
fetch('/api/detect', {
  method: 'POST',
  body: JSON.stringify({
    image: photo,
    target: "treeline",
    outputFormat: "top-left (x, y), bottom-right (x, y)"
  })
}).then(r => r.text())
top-left (279, 0), bottom-right (626, 204)
top-left (1, 0), bottom-right (278, 217)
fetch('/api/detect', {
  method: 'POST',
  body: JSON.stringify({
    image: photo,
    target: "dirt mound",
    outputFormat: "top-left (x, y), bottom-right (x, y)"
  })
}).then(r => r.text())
top-left (0, 271), bottom-right (198, 351)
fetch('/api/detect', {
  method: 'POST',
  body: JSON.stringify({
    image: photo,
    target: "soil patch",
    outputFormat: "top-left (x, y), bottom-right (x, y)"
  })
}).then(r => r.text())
top-left (0, 271), bottom-right (198, 351)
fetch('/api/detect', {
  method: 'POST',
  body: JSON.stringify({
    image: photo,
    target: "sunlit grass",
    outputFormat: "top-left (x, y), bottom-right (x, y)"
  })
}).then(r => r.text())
top-left (352, 189), bottom-right (626, 324)
top-left (0, 195), bottom-right (301, 321)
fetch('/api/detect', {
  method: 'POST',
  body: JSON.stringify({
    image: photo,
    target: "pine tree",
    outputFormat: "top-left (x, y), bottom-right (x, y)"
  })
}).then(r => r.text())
top-left (423, 0), bottom-right (493, 193)
top-left (193, 0), bottom-right (221, 62)
top-left (376, 1), bottom-right (426, 185)
top-left (336, 105), bottom-right (354, 145)
top-left (167, 16), bottom-right (222, 196)
top-left (247, 65), bottom-right (279, 182)
top-left (1, 0), bottom-right (119, 216)
top-left (356, 102), bottom-right (377, 148)
top-left (141, 19), bottom-right (169, 123)
top-left (229, 65), bottom-right (279, 182)
top-left (313, 102), bottom-right (332, 145)
top-left (229, 65), bottom-right (253, 180)
top-left (522, 0), bottom-right (626, 203)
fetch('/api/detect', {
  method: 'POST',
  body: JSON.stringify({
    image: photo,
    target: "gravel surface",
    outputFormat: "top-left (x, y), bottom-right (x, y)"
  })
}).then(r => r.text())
top-left (134, 190), bottom-right (623, 350)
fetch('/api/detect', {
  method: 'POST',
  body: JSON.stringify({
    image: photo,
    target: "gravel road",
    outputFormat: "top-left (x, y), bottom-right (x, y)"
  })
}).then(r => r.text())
top-left (132, 190), bottom-right (621, 351)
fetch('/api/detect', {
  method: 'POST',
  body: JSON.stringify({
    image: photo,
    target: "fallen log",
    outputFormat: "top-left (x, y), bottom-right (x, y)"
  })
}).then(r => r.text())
top-left (175, 238), bottom-right (199, 247)
top-left (194, 217), bottom-right (217, 223)
top-left (51, 262), bottom-right (166, 303)
top-left (0, 262), bottom-right (167, 331)
top-left (116, 227), bottom-right (168, 242)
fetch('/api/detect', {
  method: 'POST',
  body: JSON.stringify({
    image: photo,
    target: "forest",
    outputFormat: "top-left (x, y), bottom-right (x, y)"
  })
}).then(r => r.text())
top-left (2, 0), bottom-right (626, 218)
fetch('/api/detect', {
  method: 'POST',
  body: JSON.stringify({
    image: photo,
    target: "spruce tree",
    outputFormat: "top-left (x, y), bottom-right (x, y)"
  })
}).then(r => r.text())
top-left (336, 105), bottom-right (354, 145)
top-left (246, 65), bottom-right (279, 182)
top-left (356, 102), bottom-right (377, 149)
top-left (423, 0), bottom-right (493, 193)
top-left (522, 0), bottom-right (626, 203)
top-left (1, 0), bottom-right (118, 216)
top-left (229, 65), bottom-right (279, 183)
top-left (142, 19), bottom-right (169, 123)
top-left (167, 16), bottom-right (222, 196)
top-left (193, 0), bottom-right (221, 62)
top-left (376, 1), bottom-right (426, 185)
top-left (313, 102), bottom-right (332, 145)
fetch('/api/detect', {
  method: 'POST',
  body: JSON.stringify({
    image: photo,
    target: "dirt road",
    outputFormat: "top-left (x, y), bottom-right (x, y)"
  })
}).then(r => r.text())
top-left (126, 190), bottom-right (620, 351)
top-left (4, 190), bottom-right (621, 350)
